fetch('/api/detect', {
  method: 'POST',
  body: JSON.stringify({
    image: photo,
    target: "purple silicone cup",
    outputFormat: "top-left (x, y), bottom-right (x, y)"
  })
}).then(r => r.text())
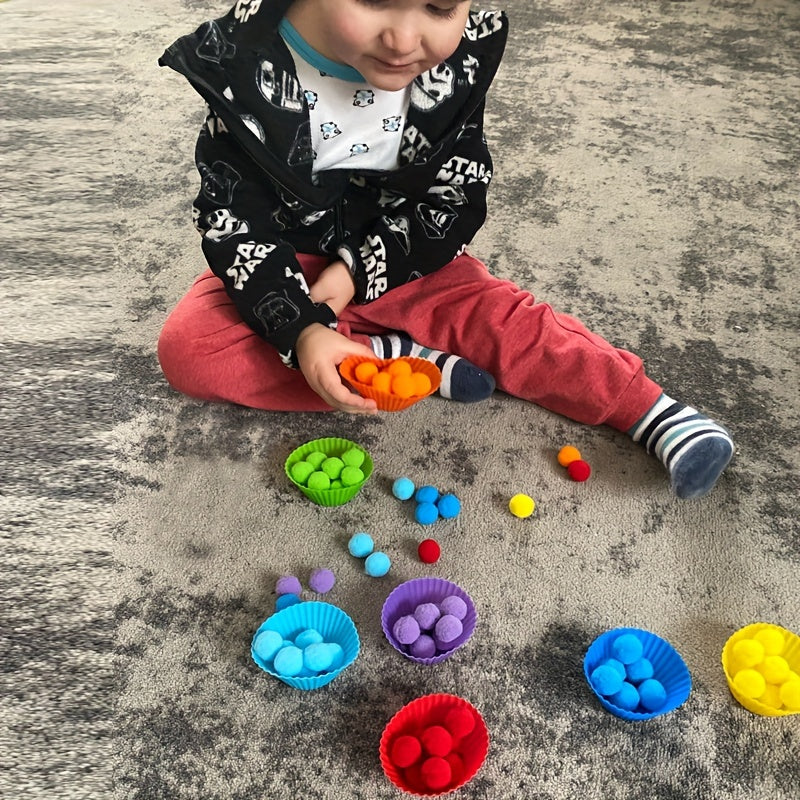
top-left (381, 577), bottom-right (477, 665)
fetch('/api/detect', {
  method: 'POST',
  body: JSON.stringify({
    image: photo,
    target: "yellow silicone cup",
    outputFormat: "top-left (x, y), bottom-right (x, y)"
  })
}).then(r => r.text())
top-left (721, 622), bottom-right (800, 717)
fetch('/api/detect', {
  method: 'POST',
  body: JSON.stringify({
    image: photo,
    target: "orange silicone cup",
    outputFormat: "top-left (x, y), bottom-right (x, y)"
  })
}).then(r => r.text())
top-left (339, 356), bottom-right (441, 411)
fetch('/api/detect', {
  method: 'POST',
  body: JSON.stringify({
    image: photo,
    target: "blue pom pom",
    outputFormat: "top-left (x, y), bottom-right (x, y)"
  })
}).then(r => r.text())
top-left (415, 501), bottom-right (439, 525)
top-left (303, 642), bottom-right (335, 673)
top-left (626, 657), bottom-right (654, 684)
top-left (273, 645), bottom-right (304, 677)
top-left (611, 633), bottom-right (644, 665)
top-left (392, 476), bottom-right (415, 500)
top-left (365, 551), bottom-right (391, 577)
top-left (610, 681), bottom-right (640, 711)
top-left (275, 592), bottom-right (301, 611)
top-left (605, 658), bottom-right (627, 678)
top-left (294, 628), bottom-right (323, 649)
top-left (253, 630), bottom-right (283, 662)
top-left (437, 493), bottom-right (461, 519)
top-left (638, 678), bottom-right (667, 711)
top-left (590, 664), bottom-right (624, 696)
top-left (348, 532), bottom-right (374, 558)
top-left (415, 485), bottom-right (440, 504)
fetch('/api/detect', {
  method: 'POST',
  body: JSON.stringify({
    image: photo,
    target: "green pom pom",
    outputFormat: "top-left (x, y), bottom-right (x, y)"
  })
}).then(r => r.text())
top-left (321, 456), bottom-right (345, 479)
top-left (341, 447), bottom-right (365, 468)
top-left (290, 461), bottom-right (315, 485)
top-left (307, 471), bottom-right (331, 490)
top-left (340, 466), bottom-right (365, 487)
top-left (305, 450), bottom-right (327, 469)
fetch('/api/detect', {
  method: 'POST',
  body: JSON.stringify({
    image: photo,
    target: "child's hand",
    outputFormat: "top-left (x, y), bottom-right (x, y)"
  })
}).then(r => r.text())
top-left (295, 323), bottom-right (378, 414)
top-left (309, 260), bottom-right (356, 316)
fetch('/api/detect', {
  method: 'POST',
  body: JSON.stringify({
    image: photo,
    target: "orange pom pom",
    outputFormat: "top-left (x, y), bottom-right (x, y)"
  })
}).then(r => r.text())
top-left (410, 372), bottom-right (432, 396)
top-left (354, 361), bottom-right (379, 384)
top-left (557, 445), bottom-right (581, 467)
top-left (387, 359), bottom-right (413, 377)
top-left (372, 371), bottom-right (392, 393)
top-left (392, 374), bottom-right (415, 398)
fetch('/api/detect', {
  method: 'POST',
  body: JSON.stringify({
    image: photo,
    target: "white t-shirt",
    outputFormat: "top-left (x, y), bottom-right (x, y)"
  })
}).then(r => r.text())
top-left (280, 19), bottom-right (410, 174)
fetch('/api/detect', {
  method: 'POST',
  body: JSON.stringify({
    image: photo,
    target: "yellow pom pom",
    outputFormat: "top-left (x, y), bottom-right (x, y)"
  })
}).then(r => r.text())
top-left (508, 493), bottom-right (535, 518)
top-left (733, 668), bottom-right (766, 699)
top-left (759, 684), bottom-right (784, 709)
top-left (557, 445), bottom-right (581, 467)
top-left (779, 680), bottom-right (800, 710)
top-left (759, 655), bottom-right (790, 684)
top-left (753, 627), bottom-right (785, 656)
top-left (731, 638), bottom-right (765, 669)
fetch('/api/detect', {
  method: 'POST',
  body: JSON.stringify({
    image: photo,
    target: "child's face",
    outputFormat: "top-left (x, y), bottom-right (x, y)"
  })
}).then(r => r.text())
top-left (287, 0), bottom-right (472, 91)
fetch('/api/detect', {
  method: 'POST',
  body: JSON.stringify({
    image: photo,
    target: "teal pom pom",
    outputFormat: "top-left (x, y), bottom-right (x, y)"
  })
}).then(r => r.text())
top-left (365, 551), bottom-right (391, 577)
top-left (392, 476), bottom-right (415, 500)
top-left (273, 645), bottom-right (304, 677)
top-left (253, 630), bottom-right (283, 662)
top-left (348, 532), bottom-right (374, 558)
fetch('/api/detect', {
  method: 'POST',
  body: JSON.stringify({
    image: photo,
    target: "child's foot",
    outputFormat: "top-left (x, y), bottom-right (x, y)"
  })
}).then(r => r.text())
top-left (629, 394), bottom-right (734, 499)
top-left (369, 333), bottom-right (495, 403)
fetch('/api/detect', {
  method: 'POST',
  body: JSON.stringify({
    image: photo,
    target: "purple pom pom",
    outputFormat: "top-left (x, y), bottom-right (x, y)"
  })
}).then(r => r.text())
top-left (393, 614), bottom-right (421, 645)
top-left (434, 614), bottom-right (463, 644)
top-left (275, 575), bottom-right (302, 596)
top-left (309, 567), bottom-right (336, 594)
top-left (439, 595), bottom-right (468, 621)
top-left (409, 634), bottom-right (437, 659)
top-left (413, 602), bottom-right (441, 631)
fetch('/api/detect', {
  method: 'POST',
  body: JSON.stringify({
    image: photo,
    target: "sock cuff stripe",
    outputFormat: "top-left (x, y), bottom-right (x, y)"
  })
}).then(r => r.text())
top-left (630, 394), bottom-right (674, 440)
top-left (656, 423), bottom-right (730, 461)
top-left (665, 429), bottom-right (733, 469)
top-left (635, 401), bottom-right (688, 446)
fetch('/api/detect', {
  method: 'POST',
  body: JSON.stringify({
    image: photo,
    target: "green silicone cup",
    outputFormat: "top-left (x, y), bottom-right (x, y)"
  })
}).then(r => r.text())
top-left (285, 437), bottom-right (373, 506)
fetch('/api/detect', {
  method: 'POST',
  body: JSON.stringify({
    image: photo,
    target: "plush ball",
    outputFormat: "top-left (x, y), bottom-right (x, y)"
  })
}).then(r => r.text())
top-left (733, 668), bottom-right (766, 699)
top-left (303, 642), bottom-right (335, 673)
top-left (294, 628), bottom-right (323, 649)
top-left (320, 456), bottom-right (344, 480)
top-left (444, 707), bottom-right (476, 739)
top-left (731, 638), bottom-right (765, 668)
top-left (392, 374), bottom-right (415, 398)
top-left (309, 567), bottom-right (336, 594)
top-left (411, 372), bottom-right (432, 396)
top-left (557, 445), bottom-right (582, 467)
top-left (372, 371), bottom-right (392, 393)
top-left (760, 683), bottom-right (784, 709)
top-left (348, 532), bottom-right (374, 558)
top-left (420, 756), bottom-right (452, 790)
top-left (759, 655), bottom-right (790, 684)
top-left (341, 447), bottom-right (366, 468)
top-left (387, 359), bottom-right (413, 377)
top-left (409, 634), bottom-right (437, 659)
top-left (354, 361), bottom-right (379, 384)
top-left (253, 630), bottom-right (283, 662)
top-left (604, 658), bottom-right (627, 679)
top-left (418, 538), bottom-right (441, 564)
top-left (290, 460), bottom-right (315, 485)
top-left (611, 633), bottom-right (644, 665)
top-left (365, 551), bottom-right (391, 577)
top-left (390, 735), bottom-right (422, 768)
top-left (415, 485), bottom-right (440, 504)
top-left (305, 450), bottom-right (327, 469)
top-left (273, 645), bottom-right (304, 677)
top-left (753, 627), bottom-right (785, 657)
top-left (625, 657), bottom-right (654, 684)
top-left (275, 592), bottom-right (301, 611)
top-left (275, 575), bottom-right (302, 596)
top-left (437, 493), bottom-right (461, 519)
top-left (393, 615), bottom-right (421, 645)
top-left (779, 680), bottom-right (800, 710)
top-left (445, 752), bottom-right (465, 783)
top-left (638, 678), bottom-right (667, 711)
top-left (567, 459), bottom-right (591, 482)
top-left (307, 470), bottom-right (331, 490)
top-left (415, 502), bottom-right (439, 525)
top-left (421, 725), bottom-right (453, 757)
top-left (610, 681), bottom-right (641, 711)
top-left (439, 595), bottom-right (468, 621)
top-left (414, 602), bottom-right (441, 631)
top-left (340, 465), bottom-right (365, 487)
top-left (508, 493), bottom-right (535, 518)
top-left (328, 643), bottom-right (344, 670)
top-left (434, 614), bottom-right (463, 644)
top-left (392, 476), bottom-right (415, 500)
top-left (590, 664), bottom-right (624, 696)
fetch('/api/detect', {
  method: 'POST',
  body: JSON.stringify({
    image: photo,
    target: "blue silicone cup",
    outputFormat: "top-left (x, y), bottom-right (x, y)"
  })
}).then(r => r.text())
top-left (583, 627), bottom-right (692, 720)
top-left (251, 601), bottom-right (360, 690)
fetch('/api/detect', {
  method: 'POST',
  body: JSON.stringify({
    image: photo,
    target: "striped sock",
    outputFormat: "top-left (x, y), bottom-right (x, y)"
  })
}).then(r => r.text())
top-left (369, 333), bottom-right (495, 403)
top-left (629, 394), bottom-right (734, 499)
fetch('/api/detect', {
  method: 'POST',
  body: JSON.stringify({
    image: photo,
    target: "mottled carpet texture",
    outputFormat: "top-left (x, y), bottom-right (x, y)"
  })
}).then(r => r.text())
top-left (1, 0), bottom-right (798, 798)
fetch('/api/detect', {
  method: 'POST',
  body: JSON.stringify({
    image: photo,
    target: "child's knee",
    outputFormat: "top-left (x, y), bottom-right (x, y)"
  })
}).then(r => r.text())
top-left (157, 313), bottom-right (198, 393)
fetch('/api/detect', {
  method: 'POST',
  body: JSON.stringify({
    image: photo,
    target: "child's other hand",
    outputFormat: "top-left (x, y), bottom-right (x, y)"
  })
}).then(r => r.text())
top-left (309, 260), bottom-right (356, 316)
top-left (295, 324), bottom-right (378, 414)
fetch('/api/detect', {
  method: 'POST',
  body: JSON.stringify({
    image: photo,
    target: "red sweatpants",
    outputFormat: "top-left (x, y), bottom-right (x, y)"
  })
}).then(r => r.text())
top-left (157, 252), bottom-right (662, 431)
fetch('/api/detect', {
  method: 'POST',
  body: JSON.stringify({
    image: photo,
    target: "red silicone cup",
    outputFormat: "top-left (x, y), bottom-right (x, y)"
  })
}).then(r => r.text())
top-left (379, 694), bottom-right (489, 797)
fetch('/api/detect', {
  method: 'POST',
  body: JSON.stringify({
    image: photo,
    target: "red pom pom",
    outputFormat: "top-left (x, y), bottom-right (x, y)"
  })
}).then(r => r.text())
top-left (567, 459), bottom-right (591, 482)
top-left (390, 734), bottom-right (422, 768)
top-left (444, 707), bottom-right (476, 739)
top-left (421, 725), bottom-right (453, 757)
top-left (421, 756), bottom-right (452, 790)
top-left (418, 538), bottom-right (441, 564)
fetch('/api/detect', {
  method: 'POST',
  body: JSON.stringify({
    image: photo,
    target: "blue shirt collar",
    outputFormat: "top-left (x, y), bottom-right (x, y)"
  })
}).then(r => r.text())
top-left (279, 18), bottom-right (365, 83)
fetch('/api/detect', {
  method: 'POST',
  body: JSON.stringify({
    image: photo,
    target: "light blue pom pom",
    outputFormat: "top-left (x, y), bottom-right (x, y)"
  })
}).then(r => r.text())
top-left (365, 551), bottom-right (391, 577)
top-left (392, 476), bottom-right (415, 500)
top-left (253, 630), bottom-right (283, 662)
top-left (348, 532), bottom-right (374, 558)
top-left (273, 645), bottom-right (304, 677)
top-left (294, 628), bottom-right (324, 649)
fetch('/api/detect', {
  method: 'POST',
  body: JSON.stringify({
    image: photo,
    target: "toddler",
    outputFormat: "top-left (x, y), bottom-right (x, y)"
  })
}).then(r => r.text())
top-left (158, 0), bottom-right (734, 498)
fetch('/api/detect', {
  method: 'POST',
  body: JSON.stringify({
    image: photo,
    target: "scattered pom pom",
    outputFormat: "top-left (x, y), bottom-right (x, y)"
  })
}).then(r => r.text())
top-left (420, 756), bottom-right (451, 790)
top-left (444, 707), bottom-right (476, 739)
top-left (309, 567), bottom-right (336, 594)
top-left (418, 538), bottom-right (441, 563)
top-left (591, 664), bottom-right (624, 696)
top-left (567, 459), bottom-right (591, 482)
top-left (638, 678), bottom-right (667, 711)
top-left (392, 476), bottom-right (415, 500)
top-left (409, 634), bottom-right (436, 659)
top-left (393, 614), bottom-right (421, 645)
top-left (414, 602), bottom-right (441, 630)
top-left (439, 595), bottom-right (468, 621)
top-left (390, 735), bottom-right (422, 768)
top-left (275, 575), bottom-right (302, 596)
top-left (348, 532), bottom-right (374, 558)
top-left (415, 502), bottom-right (439, 525)
top-left (253, 630), bottom-right (283, 662)
top-left (415, 485), bottom-right (440, 504)
top-left (275, 592), bottom-right (301, 611)
top-left (273, 645), bottom-right (304, 677)
top-left (557, 445), bottom-right (582, 467)
top-left (421, 725), bottom-right (453, 757)
top-left (434, 614), bottom-right (463, 644)
top-left (437, 493), bottom-right (461, 519)
top-left (508, 493), bottom-right (535, 518)
top-left (610, 681), bottom-right (641, 711)
top-left (365, 551), bottom-right (391, 577)
top-left (611, 633), bottom-right (644, 665)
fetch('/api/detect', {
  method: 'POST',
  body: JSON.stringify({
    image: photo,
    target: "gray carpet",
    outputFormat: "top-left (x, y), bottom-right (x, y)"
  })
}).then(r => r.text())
top-left (2, 0), bottom-right (799, 798)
